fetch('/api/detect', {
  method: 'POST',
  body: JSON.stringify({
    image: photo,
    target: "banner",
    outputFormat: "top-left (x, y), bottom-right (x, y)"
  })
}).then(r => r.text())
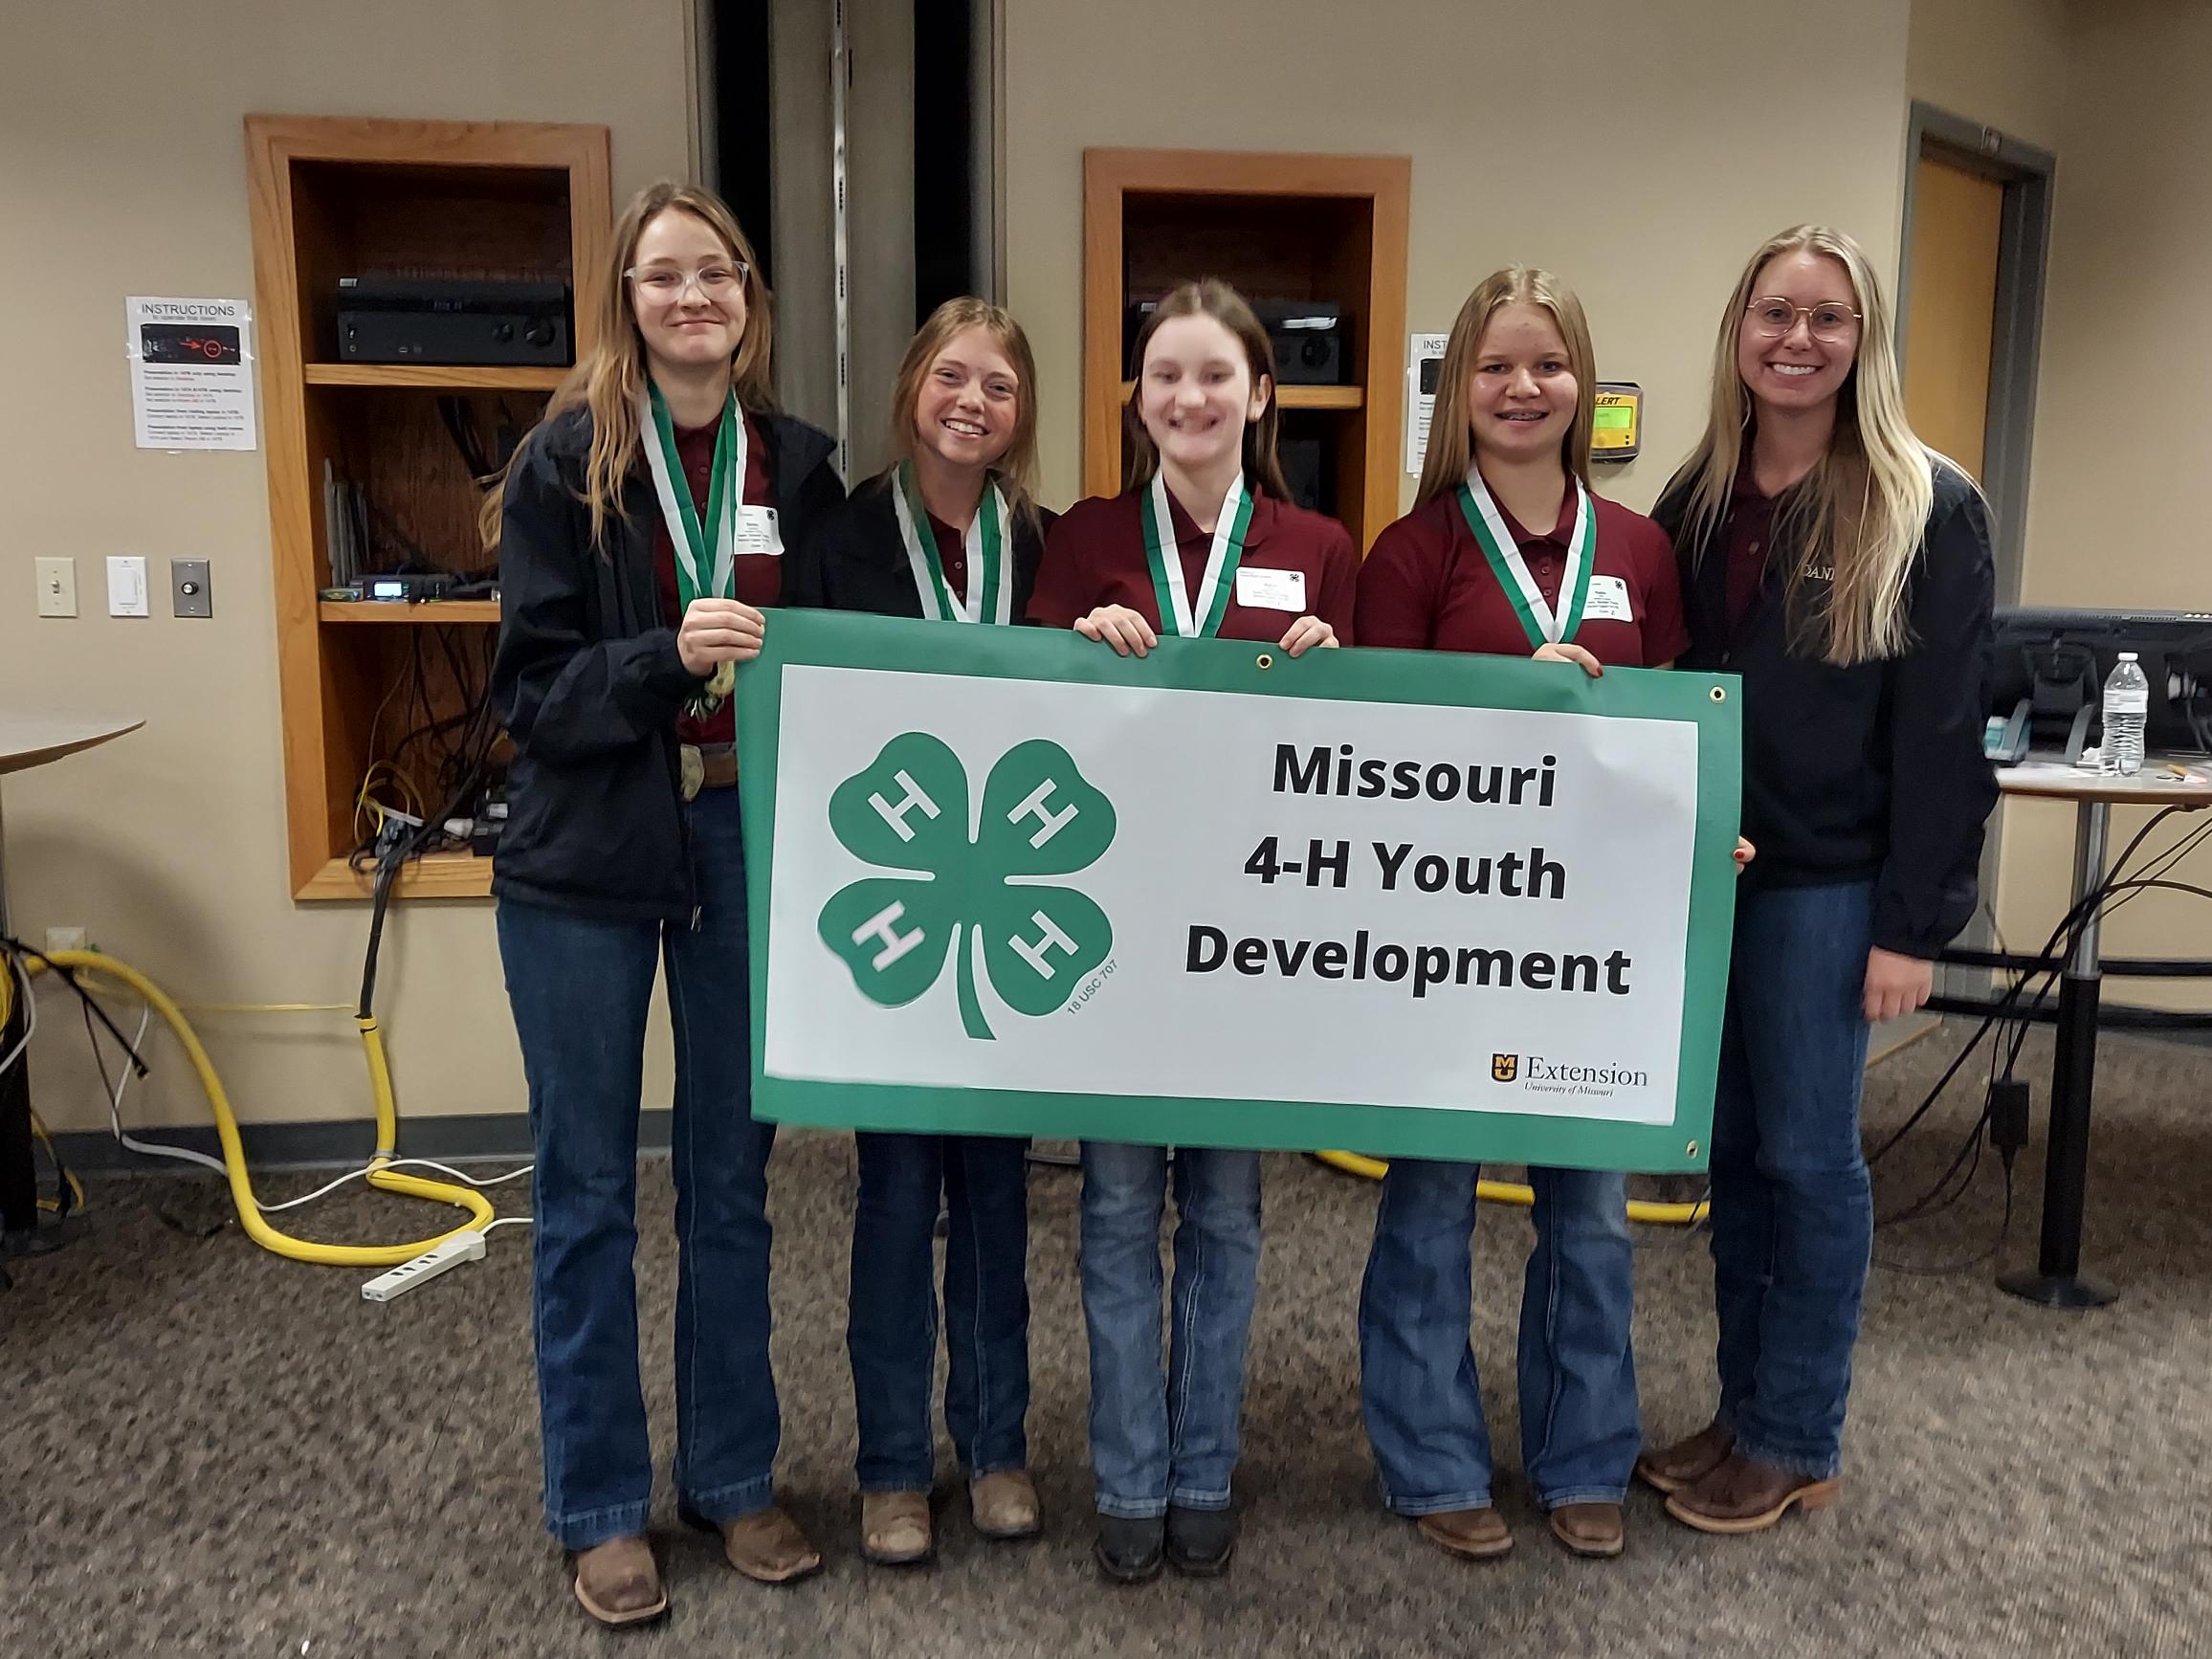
top-left (739, 612), bottom-right (1740, 1172)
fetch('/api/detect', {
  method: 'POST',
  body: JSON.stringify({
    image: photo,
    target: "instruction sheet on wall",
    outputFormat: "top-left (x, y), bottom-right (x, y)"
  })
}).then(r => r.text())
top-left (1404, 332), bottom-right (1450, 476)
top-left (126, 297), bottom-right (257, 452)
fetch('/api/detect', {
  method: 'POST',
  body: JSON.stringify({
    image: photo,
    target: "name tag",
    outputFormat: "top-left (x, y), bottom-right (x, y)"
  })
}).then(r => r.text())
top-left (1234, 565), bottom-right (1306, 612)
top-left (735, 505), bottom-right (784, 557)
top-left (1582, 574), bottom-right (1634, 623)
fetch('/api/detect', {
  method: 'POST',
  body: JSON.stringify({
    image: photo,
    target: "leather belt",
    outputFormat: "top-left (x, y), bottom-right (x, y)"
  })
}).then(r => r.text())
top-left (679, 744), bottom-right (739, 801)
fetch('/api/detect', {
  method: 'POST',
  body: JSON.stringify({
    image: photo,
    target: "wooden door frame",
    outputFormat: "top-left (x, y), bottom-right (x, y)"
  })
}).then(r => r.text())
top-left (1898, 102), bottom-right (2057, 608)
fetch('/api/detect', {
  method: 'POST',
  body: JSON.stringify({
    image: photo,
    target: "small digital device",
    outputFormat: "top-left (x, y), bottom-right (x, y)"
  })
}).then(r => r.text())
top-left (1592, 383), bottom-right (1642, 462)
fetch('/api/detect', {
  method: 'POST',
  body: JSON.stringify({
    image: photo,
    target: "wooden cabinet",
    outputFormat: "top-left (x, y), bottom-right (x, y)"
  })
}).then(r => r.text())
top-left (244, 116), bottom-right (610, 900)
top-left (1081, 148), bottom-right (1410, 552)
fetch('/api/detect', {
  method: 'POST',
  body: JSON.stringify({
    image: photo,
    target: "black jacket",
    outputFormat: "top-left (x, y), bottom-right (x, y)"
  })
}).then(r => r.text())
top-left (786, 469), bottom-right (1052, 619)
top-left (1659, 462), bottom-right (1998, 960)
top-left (489, 402), bottom-right (842, 920)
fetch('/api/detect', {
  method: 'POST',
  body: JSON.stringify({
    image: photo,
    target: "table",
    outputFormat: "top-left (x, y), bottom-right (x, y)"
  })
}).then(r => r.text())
top-left (1947, 755), bottom-right (2212, 1309)
top-left (0, 715), bottom-right (144, 1265)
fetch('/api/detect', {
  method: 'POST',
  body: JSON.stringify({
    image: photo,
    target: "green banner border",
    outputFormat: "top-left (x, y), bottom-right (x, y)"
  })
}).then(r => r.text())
top-left (737, 611), bottom-right (1740, 1173)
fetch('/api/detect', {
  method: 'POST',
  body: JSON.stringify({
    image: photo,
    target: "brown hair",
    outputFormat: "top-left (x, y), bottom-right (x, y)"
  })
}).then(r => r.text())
top-left (480, 180), bottom-right (777, 555)
top-left (886, 297), bottom-right (1042, 523)
top-left (1120, 279), bottom-right (1290, 500)
top-left (1414, 266), bottom-right (1598, 509)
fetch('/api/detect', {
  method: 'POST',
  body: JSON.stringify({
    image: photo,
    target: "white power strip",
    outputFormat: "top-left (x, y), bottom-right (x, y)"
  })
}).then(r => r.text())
top-left (362, 1231), bottom-right (486, 1301)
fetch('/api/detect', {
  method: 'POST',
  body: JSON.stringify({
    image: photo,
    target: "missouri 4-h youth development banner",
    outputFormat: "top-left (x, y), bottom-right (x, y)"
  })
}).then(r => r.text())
top-left (738, 612), bottom-right (1740, 1172)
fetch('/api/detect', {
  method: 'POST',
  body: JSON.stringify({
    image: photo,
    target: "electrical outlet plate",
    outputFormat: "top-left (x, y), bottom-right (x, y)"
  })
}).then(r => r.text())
top-left (35, 557), bottom-right (77, 617)
top-left (172, 558), bottom-right (212, 618)
top-left (45, 926), bottom-right (87, 955)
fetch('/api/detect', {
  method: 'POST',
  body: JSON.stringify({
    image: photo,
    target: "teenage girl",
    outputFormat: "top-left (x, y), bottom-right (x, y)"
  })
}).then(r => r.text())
top-left (488, 180), bottom-right (842, 1625)
top-left (1028, 276), bottom-right (1360, 1582)
top-left (1354, 266), bottom-right (1688, 1564)
top-left (789, 297), bottom-right (1052, 1566)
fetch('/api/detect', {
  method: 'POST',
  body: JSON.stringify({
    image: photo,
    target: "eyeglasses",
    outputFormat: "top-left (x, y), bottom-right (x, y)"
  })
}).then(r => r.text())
top-left (1746, 297), bottom-right (1861, 343)
top-left (625, 262), bottom-right (748, 303)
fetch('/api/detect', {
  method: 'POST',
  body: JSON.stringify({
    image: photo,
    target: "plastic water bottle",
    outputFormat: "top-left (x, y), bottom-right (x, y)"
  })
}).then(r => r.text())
top-left (2101, 653), bottom-right (2149, 776)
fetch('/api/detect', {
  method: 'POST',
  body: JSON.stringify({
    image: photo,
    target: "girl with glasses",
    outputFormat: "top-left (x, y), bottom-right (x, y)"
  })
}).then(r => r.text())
top-left (485, 180), bottom-right (844, 1625)
top-left (1636, 225), bottom-right (1995, 1535)
top-left (787, 298), bottom-right (1053, 1568)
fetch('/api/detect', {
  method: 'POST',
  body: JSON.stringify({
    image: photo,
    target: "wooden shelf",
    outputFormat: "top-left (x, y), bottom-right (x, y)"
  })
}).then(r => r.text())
top-left (298, 851), bottom-right (494, 903)
top-left (250, 114), bottom-right (610, 903)
top-left (1084, 148), bottom-right (1409, 552)
top-left (1117, 380), bottom-right (1362, 410)
top-left (304, 363), bottom-right (566, 390)
top-left (320, 600), bottom-right (500, 625)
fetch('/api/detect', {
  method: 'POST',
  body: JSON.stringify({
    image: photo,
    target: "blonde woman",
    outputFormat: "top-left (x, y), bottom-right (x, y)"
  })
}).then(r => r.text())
top-left (1635, 226), bottom-right (1995, 1534)
top-left (788, 299), bottom-right (1052, 1566)
top-left (487, 180), bottom-right (842, 1624)
top-left (1353, 268), bottom-right (1688, 1565)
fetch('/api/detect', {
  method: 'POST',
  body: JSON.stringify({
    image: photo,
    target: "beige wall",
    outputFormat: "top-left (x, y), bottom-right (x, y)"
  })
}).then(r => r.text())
top-left (0, 0), bottom-right (696, 1134)
top-left (1006, 0), bottom-right (1917, 517)
top-left (1991, 0), bottom-right (2212, 1006)
top-left (1908, 0), bottom-right (2073, 148)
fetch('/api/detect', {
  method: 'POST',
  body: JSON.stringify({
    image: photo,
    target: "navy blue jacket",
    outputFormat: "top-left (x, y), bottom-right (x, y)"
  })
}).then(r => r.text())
top-left (490, 402), bottom-right (842, 921)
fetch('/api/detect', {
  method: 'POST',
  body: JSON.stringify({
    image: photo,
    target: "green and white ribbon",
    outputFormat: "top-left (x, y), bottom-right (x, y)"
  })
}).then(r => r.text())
top-left (1455, 465), bottom-right (1596, 648)
top-left (642, 383), bottom-right (743, 703)
top-left (890, 461), bottom-right (1012, 626)
top-left (1141, 471), bottom-right (1252, 638)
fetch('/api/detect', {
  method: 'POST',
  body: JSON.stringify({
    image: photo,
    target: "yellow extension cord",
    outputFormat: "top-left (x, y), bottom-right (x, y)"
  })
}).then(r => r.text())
top-left (1314, 1150), bottom-right (1709, 1227)
top-left (3, 949), bottom-right (494, 1266)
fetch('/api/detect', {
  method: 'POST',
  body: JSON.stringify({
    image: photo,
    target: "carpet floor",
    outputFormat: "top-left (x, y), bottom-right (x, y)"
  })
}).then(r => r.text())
top-left (4, 1025), bottom-right (2208, 1658)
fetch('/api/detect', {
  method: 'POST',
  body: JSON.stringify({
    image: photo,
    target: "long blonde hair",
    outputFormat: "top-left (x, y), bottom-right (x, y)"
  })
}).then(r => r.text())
top-left (1664, 225), bottom-right (1938, 666)
top-left (480, 181), bottom-right (776, 555)
top-left (1415, 266), bottom-right (1598, 508)
top-left (886, 297), bottom-right (1042, 524)
top-left (1121, 279), bottom-right (1291, 500)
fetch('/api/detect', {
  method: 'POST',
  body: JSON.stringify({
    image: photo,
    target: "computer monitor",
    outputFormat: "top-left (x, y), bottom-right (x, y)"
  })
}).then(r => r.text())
top-left (1987, 607), bottom-right (2212, 762)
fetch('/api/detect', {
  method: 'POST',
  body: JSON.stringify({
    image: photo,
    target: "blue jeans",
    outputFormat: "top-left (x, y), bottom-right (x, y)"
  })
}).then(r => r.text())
top-left (848, 1131), bottom-right (1033, 1490)
top-left (1078, 1143), bottom-right (1262, 1518)
top-left (496, 785), bottom-right (778, 1550)
top-left (1709, 880), bottom-right (1876, 1480)
top-left (1359, 1161), bottom-right (1636, 1512)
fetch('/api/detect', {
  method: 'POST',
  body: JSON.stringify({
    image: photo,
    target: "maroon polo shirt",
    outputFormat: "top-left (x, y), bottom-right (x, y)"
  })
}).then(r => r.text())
top-left (1355, 483), bottom-right (1688, 669)
top-left (926, 512), bottom-right (968, 607)
top-left (652, 412), bottom-right (776, 746)
top-left (1028, 485), bottom-right (1359, 645)
top-left (1724, 471), bottom-right (1780, 638)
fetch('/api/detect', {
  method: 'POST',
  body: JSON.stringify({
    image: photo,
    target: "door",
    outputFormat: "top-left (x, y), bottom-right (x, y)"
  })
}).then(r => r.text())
top-left (1903, 152), bottom-right (2005, 480)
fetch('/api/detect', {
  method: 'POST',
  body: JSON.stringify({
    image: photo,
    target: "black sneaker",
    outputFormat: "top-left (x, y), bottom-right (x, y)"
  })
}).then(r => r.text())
top-left (1094, 1514), bottom-right (1165, 1583)
top-left (1165, 1504), bottom-right (1236, 1576)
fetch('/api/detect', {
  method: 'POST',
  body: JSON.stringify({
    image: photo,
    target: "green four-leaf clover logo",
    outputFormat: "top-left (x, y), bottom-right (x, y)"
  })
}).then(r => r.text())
top-left (818, 733), bottom-right (1116, 1039)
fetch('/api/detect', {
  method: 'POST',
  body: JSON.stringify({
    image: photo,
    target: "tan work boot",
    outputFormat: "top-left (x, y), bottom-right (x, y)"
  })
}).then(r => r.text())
top-left (717, 1505), bottom-right (825, 1584)
top-left (970, 1471), bottom-right (1042, 1539)
top-left (1635, 1421), bottom-right (1735, 1495)
top-left (571, 1535), bottom-right (668, 1626)
top-left (1414, 1506), bottom-right (1514, 1560)
top-left (1548, 1501), bottom-right (1626, 1559)
top-left (861, 1490), bottom-right (936, 1565)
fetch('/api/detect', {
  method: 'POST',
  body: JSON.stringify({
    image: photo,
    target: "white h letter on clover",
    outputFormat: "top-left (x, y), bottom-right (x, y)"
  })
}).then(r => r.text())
top-left (869, 769), bottom-right (942, 842)
top-left (1008, 910), bottom-right (1078, 980)
top-left (1007, 778), bottom-right (1078, 849)
top-left (851, 901), bottom-right (926, 970)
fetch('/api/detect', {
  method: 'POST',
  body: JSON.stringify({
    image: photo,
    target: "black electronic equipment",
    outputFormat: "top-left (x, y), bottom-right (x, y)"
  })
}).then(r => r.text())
top-left (360, 572), bottom-right (455, 603)
top-left (337, 277), bottom-right (573, 366)
top-left (1986, 607), bottom-right (2212, 763)
top-left (1120, 298), bottom-right (1349, 387)
top-left (1278, 437), bottom-right (1327, 515)
top-left (1254, 300), bottom-right (1345, 387)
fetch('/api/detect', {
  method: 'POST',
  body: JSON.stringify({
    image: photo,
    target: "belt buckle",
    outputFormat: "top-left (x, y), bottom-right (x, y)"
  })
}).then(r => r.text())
top-left (679, 743), bottom-right (705, 802)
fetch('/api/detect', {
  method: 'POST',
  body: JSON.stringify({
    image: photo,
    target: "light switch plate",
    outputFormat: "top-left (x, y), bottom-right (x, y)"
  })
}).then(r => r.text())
top-left (107, 555), bottom-right (150, 618)
top-left (172, 558), bottom-right (212, 618)
top-left (35, 557), bottom-right (77, 617)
